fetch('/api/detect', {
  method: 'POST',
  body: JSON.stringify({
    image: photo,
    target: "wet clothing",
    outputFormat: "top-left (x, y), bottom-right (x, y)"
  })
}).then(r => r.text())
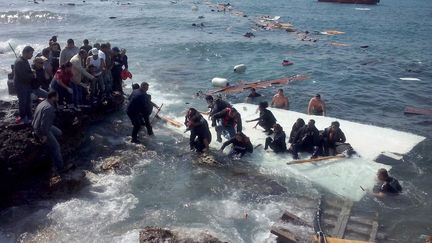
top-left (322, 127), bottom-right (346, 156)
top-left (265, 131), bottom-right (287, 153)
top-left (51, 69), bottom-right (73, 105)
top-left (32, 100), bottom-right (64, 172)
top-left (209, 99), bottom-right (231, 117)
top-left (291, 125), bottom-right (321, 159)
top-left (221, 137), bottom-right (253, 157)
top-left (70, 54), bottom-right (94, 85)
top-left (380, 177), bottom-right (402, 194)
top-left (252, 109), bottom-right (276, 132)
top-left (50, 50), bottom-right (60, 74)
top-left (288, 122), bottom-right (305, 144)
top-left (59, 46), bottom-right (79, 65)
top-left (111, 54), bottom-right (124, 92)
top-left (247, 92), bottom-right (262, 98)
top-left (122, 55), bottom-right (128, 70)
top-left (32, 65), bottom-right (50, 91)
top-left (187, 115), bottom-right (212, 152)
top-left (14, 56), bottom-right (34, 122)
top-left (127, 89), bottom-right (154, 141)
top-left (212, 107), bottom-right (242, 141)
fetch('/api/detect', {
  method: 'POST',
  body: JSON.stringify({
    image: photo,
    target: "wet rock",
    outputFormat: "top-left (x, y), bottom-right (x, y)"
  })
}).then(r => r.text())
top-left (139, 227), bottom-right (226, 243)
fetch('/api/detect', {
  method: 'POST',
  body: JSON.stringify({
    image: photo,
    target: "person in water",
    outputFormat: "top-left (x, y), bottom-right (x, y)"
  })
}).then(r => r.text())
top-left (184, 108), bottom-right (212, 153)
top-left (246, 101), bottom-right (277, 135)
top-left (220, 132), bottom-right (253, 158)
top-left (288, 118), bottom-right (305, 144)
top-left (308, 94), bottom-right (326, 116)
top-left (290, 119), bottom-right (321, 159)
top-left (212, 107), bottom-right (242, 142)
top-left (321, 121), bottom-right (346, 156)
top-left (374, 168), bottom-right (402, 196)
top-left (264, 124), bottom-right (287, 153)
top-left (127, 82), bottom-right (159, 144)
top-left (271, 89), bottom-right (289, 109)
top-left (245, 88), bottom-right (262, 102)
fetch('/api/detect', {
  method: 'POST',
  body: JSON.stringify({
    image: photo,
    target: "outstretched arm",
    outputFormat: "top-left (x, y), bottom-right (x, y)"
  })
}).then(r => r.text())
top-left (307, 99), bottom-right (313, 115)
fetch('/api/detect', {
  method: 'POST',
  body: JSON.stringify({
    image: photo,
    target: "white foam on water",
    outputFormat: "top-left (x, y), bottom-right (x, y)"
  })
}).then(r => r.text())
top-left (44, 167), bottom-right (144, 242)
top-left (169, 103), bottom-right (425, 201)
top-left (400, 77), bottom-right (421, 81)
top-left (355, 8), bottom-right (371, 11)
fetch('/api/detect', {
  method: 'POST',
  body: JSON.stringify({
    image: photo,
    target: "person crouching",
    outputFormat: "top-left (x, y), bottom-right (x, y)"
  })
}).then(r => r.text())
top-left (185, 108), bottom-right (212, 153)
top-left (220, 132), bottom-right (253, 158)
top-left (264, 124), bottom-right (287, 153)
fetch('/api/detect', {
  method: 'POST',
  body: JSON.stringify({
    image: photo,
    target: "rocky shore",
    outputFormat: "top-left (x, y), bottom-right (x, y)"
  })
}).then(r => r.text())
top-left (139, 227), bottom-right (227, 243)
top-left (0, 94), bottom-right (124, 209)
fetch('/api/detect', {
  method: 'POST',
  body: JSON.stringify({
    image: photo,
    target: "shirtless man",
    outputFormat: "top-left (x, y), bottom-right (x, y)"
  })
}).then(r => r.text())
top-left (308, 94), bottom-right (326, 116)
top-left (271, 89), bottom-right (289, 109)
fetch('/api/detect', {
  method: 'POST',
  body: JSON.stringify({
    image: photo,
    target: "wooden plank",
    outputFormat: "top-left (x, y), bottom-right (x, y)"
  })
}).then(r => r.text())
top-left (323, 237), bottom-right (373, 243)
top-left (404, 106), bottom-right (432, 116)
top-left (270, 226), bottom-right (298, 243)
top-left (159, 116), bottom-right (183, 128)
top-left (287, 155), bottom-right (345, 165)
top-left (332, 201), bottom-right (353, 238)
top-left (368, 221), bottom-right (378, 242)
top-left (281, 211), bottom-right (312, 227)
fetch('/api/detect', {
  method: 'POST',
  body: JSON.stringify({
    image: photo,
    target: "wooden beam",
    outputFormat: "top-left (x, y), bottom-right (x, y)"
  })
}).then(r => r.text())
top-left (332, 201), bottom-right (353, 238)
top-left (281, 211), bottom-right (312, 227)
top-left (368, 221), bottom-right (378, 242)
top-left (270, 226), bottom-right (299, 243)
top-left (287, 155), bottom-right (345, 165)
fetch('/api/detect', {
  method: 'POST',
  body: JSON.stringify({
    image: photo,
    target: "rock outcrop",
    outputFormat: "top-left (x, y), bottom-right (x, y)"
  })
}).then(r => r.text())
top-left (139, 227), bottom-right (227, 243)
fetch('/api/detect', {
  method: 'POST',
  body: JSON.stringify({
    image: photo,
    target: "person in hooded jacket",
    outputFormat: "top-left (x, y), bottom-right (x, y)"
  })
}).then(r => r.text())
top-left (264, 124), bottom-right (287, 153)
top-left (184, 108), bottom-right (212, 153)
top-left (290, 119), bottom-right (321, 159)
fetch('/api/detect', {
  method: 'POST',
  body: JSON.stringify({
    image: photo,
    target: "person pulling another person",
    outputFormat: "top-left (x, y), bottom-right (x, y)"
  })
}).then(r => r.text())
top-left (220, 132), bottom-right (253, 158)
top-left (127, 82), bottom-right (160, 144)
top-left (264, 124), bottom-right (287, 153)
top-left (308, 94), bottom-right (326, 116)
top-left (211, 107), bottom-right (242, 142)
top-left (246, 101), bottom-right (277, 135)
top-left (184, 108), bottom-right (212, 153)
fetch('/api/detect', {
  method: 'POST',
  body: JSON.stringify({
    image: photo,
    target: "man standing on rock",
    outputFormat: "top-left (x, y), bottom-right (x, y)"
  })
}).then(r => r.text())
top-left (127, 82), bottom-right (160, 144)
top-left (32, 91), bottom-right (72, 175)
top-left (14, 46), bottom-right (35, 124)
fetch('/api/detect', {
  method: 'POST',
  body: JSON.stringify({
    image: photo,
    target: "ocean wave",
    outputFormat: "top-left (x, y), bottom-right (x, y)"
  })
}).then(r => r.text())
top-left (0, 10), bottom-right (64, 24)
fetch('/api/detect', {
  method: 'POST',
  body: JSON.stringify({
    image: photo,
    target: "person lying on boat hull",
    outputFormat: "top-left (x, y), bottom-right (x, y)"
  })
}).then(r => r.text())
top-left (220, 132), bottom-right (253, 158)
top-left (264, 124), bottom-right (287, 153)
top-left (289, 119), bottom-right (321, 160)
top-left (246, 101), bottom-right (277, 135)
top-left (374, 168), bottom-right (402, 197)
top-left (212, 107), bottom-right (242, 142)
top-left (184, 108), bottom-right (212, 153)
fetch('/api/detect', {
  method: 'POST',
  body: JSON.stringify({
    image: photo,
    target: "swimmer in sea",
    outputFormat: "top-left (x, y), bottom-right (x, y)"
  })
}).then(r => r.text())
top-left (271, 89), bottom-right (289, 109)
top-left (307, 94), bottom-right (326, 116)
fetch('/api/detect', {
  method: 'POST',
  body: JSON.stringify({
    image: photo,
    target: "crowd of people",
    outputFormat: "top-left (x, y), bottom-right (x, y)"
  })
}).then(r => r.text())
top-left (12, 37), bottom-right (130, 176)
top-left (13, 37), bottom-right (129, 124)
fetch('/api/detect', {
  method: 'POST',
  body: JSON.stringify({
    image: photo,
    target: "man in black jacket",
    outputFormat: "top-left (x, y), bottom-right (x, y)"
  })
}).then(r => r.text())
top-left (212, 107), bottom-right (242, 142)
top-left (127, 82), bottom-right (159, 143)
top-left (288, 118), bottom-right (305, 144)
top-left (265, 124), bottom-right (287, 153)
top-left (246, 101), bottom-right (276, 135)
top-left (185, 108), bottom-right (212, 153)
top-left (220, 132), bottom-right (253, 158)
top-left (375, 168), bottom-right (402, 196)
top-left (14, 46), bottom-right (35, 124)
top-left (290, 119), bottom-right (320, 159)
top-left (322, 121), bottom-right (346, 156)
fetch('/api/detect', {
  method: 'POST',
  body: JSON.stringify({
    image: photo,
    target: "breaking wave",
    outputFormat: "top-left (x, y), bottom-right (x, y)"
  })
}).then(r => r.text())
top-left (0, 11), bottom-right (64, 24)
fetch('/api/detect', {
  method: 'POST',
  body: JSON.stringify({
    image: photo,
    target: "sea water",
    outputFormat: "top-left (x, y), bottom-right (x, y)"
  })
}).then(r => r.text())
top-left (0, 0), bottom-right (431, 242)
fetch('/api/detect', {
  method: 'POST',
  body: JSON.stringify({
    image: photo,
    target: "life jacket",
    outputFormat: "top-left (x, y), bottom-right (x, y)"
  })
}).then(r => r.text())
top-left (222, 107), bottom-right (237, 127)
top-left (121, 70), bottom-right (133, 80)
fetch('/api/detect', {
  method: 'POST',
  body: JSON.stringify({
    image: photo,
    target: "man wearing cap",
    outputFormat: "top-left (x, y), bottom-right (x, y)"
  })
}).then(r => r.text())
top-left (308, 94), bottom-right (326, 116)
top-left (70, 50), bottom-right (95, 109)
top-left (14, 46), bottom-right (35, 124)
top-left (59, 39), bottom-right (79, 66)
top-left (86, 48), bottom-right (106, 98)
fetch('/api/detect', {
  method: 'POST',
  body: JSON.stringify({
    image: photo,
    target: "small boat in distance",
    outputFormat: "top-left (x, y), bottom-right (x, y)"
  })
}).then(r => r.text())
top-left (318, 0), bottom-right (379, 4)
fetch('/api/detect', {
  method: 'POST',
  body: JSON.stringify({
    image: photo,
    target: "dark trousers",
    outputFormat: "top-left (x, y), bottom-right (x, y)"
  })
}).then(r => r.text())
top-left (215, 125), bottom-right (236, 141)
top-left (71, 82), bottom-right (83, 106)
top-left (15, 83), bottom-right (33, 122)
top-left (291, 143), bottom-right (320, 159)
top-left (45, 126), bottom-right (64, 172)
top-left (259, 121), bottom-right (274, 132)
top-left (128, 112), bottom-right (153, 141)
top-left (265, 137), bottom-right (286, 153)
top-left (112, 69), bottom-right (123, 93)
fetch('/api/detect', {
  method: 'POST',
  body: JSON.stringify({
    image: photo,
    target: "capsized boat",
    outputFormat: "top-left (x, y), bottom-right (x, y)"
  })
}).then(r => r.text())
top-left (318, 0), bottom-right (379, 4)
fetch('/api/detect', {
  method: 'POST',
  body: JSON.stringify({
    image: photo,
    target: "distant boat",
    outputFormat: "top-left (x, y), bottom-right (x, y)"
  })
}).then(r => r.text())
top-left (318, 0), bottom-right (379, 4)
